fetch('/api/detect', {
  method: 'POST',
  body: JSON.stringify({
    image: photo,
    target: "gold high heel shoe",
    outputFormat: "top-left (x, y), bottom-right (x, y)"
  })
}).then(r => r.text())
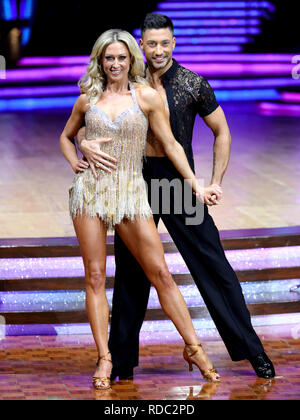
top-left (183, 343), bottom-right (221, 383)
top-left (92, 351), bottom-right (112, 390)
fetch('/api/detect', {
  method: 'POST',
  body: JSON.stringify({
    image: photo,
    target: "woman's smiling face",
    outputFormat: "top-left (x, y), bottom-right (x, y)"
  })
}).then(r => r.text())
top-left (101, 42), bottom-right (131, 82)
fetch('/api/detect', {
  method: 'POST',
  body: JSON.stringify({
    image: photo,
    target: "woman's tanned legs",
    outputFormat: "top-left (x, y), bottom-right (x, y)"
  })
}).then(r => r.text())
top-left (116, 216), bottom-right (200, 346)
top-left (73, 213), bottom-right (111, 379)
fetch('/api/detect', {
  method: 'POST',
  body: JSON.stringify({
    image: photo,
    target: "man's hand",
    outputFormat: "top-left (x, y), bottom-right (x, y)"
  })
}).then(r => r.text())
top-left (71, 158), bottom-right (90, 174)
top-left (79, 138), bottom-right (118, 179)
top-left (195, 183), bottom-right (223, 206)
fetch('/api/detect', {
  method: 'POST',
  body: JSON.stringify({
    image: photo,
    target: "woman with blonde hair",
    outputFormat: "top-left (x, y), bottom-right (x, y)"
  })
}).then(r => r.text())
top-left (60, 29), bottom-right (222, 390)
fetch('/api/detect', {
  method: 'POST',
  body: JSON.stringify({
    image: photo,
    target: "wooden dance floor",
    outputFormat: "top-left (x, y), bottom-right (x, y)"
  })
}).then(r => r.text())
top-left (0, 101), bottom-right (299, 238)
top-left (0, 326), bottom-right (300, 400)
top-left (0, 101), bottom-right (300, 401)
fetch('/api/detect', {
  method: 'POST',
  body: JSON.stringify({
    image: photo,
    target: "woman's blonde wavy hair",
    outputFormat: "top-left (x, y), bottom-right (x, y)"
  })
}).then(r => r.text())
top-left (79, 29), bottom-right (146, 105)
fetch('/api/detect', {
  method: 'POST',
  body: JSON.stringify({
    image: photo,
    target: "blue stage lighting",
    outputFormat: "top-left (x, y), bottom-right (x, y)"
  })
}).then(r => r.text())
top-left (2, 0), bottom-right (18, 20)
top-left (215, 89), bottom-right (280, 101)
top-left (21, 27), bottom-right (31, 46)
top-left (0, 96), bottom-right (77, 112)
top-left (20, 0), bottom-right (33, 19)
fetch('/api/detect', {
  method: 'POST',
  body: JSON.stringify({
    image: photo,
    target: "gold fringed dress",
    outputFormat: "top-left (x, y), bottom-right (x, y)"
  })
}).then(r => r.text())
top-left (69, 82), bottom-right (152, 229)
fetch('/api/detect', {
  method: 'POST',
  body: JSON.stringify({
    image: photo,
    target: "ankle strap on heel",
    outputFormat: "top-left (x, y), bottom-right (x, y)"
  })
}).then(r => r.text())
top-left (96, 351), bottom-right (112, 366)
top-left (184, 343), bottom-right (203, 358)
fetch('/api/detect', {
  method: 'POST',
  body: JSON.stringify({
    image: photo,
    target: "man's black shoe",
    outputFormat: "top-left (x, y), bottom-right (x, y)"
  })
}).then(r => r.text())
top-left (110, 367), bottom-right (134, 381)
top-left (249, 352), bottom-right (275, 378)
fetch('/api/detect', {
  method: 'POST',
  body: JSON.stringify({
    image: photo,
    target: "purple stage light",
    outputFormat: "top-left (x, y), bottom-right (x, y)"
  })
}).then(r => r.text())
top-left (164, 45), bottom-right (243, 53)
top-left (156, 9), bottom-right (268, 18)
top-left (0, 280), bottom-right (297, 314)
top-left (133, 18), bottom-right (261, 37)
top-left (2, 313), bottom-right (300, 338)
top-left (181, 62), bottom-right (292, 77)
top-left (172, 36), bottom-right (251, 44)
top-left (0, 90), bottom-right (279, 110)
top-left (210, 77), bottom-right (300, 89)
top-left (258, 102), bottom-right (300, 117)
top-left (1, 247), bottom-right (300, 280)
top-left (172, 27), bottom-right (261, 36)
top-left (4, 323), bottom-right (92, 336)
top-left (2, 313), bottom-right (299, 338)
top-left (0, 85), bottom-right (80, 98)
top-left (14, 56), bottom-right (298, 85)
top-left (281, 92), bottom-right (300, 103)
top-left (180, 62), bottom-right (294, 76)
top-left (10, 0), bottom-right (18, 19)
top-left (158, 2), bottom-right (275, 11)
top-left (18, 53), bottom-right (296, 67)
top-left (8, 62), bottom-right (293, 81)
top-left (1, 313), bottom-right (300, 338)
top-left (0, 89), bottom-right (279, 110)
top-left (2, 65), bottom-right (85, 83)
top-left (173, 53), bottom-right (296, 63)
top-left (168, 18), bottom-right (261, 27)
top-left (158, 45), bottom-right (243, 53)
top-left (18, 56), bottom-right (90, 67)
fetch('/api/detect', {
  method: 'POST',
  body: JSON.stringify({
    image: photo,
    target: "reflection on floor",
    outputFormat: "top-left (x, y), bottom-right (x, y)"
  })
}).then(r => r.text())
top-left (0, 322), bottom-right (299, 400)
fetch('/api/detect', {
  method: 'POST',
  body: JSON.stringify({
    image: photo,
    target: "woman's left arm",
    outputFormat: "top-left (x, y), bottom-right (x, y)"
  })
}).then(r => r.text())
top-left (59, 95), bottom-right (89, 174)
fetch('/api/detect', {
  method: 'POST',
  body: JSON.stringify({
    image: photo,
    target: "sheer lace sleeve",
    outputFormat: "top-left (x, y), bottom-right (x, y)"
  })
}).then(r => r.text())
top-left (196, 77), bottom-right (219, 118)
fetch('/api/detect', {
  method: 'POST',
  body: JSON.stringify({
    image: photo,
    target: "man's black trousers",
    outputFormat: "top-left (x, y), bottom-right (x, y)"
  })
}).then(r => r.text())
top-left (108, 157), bottom-right (264, 369)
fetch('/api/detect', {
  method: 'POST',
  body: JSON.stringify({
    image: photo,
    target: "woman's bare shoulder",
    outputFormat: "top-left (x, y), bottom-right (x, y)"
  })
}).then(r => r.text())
top-left (74, 93), bottom-right (90, 113)
top-left (134, 83), bottom-right (161, 103)
top-left (77, 93), bottom-right (89, 106)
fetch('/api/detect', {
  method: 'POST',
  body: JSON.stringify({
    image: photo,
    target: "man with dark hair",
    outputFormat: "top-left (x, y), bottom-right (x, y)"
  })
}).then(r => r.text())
top-left (78, 13), bottom-right (275, 380)
top-left (140, 12), bottom-right (174, 36)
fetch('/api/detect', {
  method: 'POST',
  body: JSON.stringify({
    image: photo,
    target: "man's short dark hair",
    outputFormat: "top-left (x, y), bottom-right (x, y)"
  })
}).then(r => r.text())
top-left (141, 13), bottom-right (174, 37)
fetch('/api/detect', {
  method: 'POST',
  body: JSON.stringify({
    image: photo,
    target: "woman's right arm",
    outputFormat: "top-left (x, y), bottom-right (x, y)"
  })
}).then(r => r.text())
top-left (59, 95), bottom-right (90, 173)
